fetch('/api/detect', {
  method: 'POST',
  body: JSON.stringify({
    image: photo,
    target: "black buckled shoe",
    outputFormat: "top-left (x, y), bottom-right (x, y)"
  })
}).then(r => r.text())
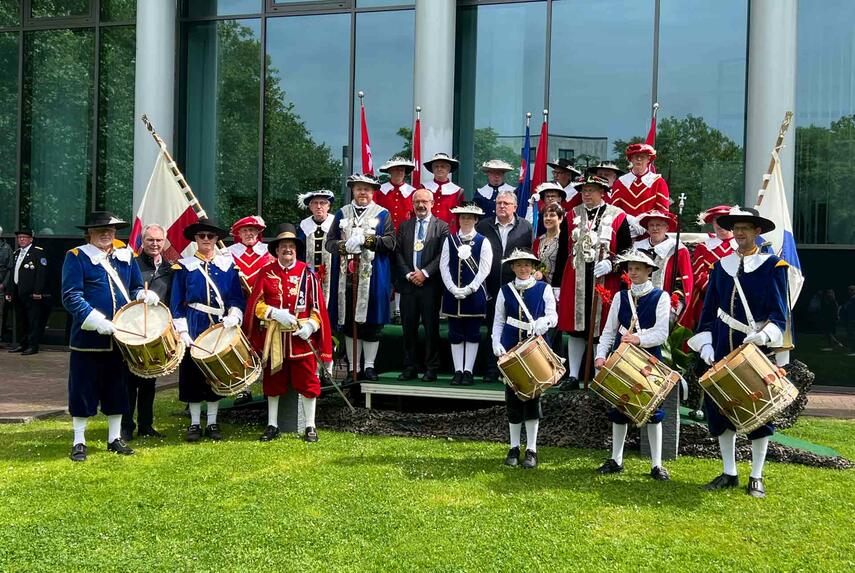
top-left (21, 347), bottom-right (39, 356)
top-left (138, 427), bottom-right (164, 438)
top-left (461, 371), bottom-right (475, 386)
top-left (562, 377), bottom-right (579, 391)
top-left (7, 345), bottom-right (26, 353)
top-left (704, 473), bottom-right (740, 490)
top-left (398, 367), bottom-right (418, 381)
top-left (361, 368), bottom-right (379, 382)
top-left (259, 425), bottom-right (280, 442)
top-left (205, 423), bottom-right (223, 441)
top-left (120, 428), bottom-right (134, 442)
top-left (483, 371), bottom-right (499, 384)
top-left (185, 424), bottom-right (202, 443)
top-left (522, 449), bottom-right (538, 469)
top-left (450, 371), bottom-right (464, 385)
top-left (233, 390), bottom-right (253, 406)
top-left (746, 477), bottom-right (766, 498)
top-left (69, 443), bottom-right (87, 462)
top-left (304, 426), bottom-right (318, 443)
top-left (650, 466), bottom-right (671, 481)
top-left (596, 459), bottom-right (624, 474)
top-left (504, 446), bottom-right (520, 467)
top-left (422, 370), bottom-right (437, 382)
top-left (107, 438), bottom-right (135, 455)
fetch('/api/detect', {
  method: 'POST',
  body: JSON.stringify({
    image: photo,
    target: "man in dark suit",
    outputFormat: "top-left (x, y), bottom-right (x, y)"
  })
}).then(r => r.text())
top-left (394, 188), bottom-right (450, 381)
top-left (122, 224), bottom-right (177, 441)
top-left (4, 229), bottom-right (48, 355)
top-left (476, 190), bottom-right (533, 382)
top-left (0, 226), bottom-right (11, 343)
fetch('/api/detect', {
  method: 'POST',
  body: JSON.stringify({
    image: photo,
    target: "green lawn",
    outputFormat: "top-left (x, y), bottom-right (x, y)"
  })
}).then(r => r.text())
top-left (1, 390), bottom-right (853, 572)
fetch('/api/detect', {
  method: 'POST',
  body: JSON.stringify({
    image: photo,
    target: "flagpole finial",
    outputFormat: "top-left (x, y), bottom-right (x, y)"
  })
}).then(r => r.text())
top-left (653, 102), bottom-right (660, 111)
top-left (416, 105), bottom-right (421, 113)
top-left (526, 112), bottom-right (532, 119)
top-left (542, 109), bottom-right (549, 117)
top-left (358, 91), bottom-right (364, 99)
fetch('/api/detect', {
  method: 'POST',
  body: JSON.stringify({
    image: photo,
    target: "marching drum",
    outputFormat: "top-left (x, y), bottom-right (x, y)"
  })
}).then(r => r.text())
top-left (497, 336), bottom-right (566, 401)
top-left (190, 324), bottom-right (262, 397)
top-left (113, 301), bottom-right (185, 378)
top-left (699, 343), bottom-right (798, 434)
top-left (592, 343), bottom-right (681, 427)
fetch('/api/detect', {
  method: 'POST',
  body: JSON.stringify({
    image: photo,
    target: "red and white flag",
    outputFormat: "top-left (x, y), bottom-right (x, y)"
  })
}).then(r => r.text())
top-left (411, 113), bottom-right (421, 188)
top-left (645, 103), bottom-right (658, 172)
top-left (128, 149), bottom-right (200, 261)
top-left (360, 100), bottom-right (374, 176)
top-left (531, 115), bottom-right (549, 193)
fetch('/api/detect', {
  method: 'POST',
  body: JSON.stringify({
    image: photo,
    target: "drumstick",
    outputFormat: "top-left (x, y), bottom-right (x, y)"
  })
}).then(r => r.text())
top-left (188, 342), bottom-right (214, 356)
top-left (114, 326), bottom-right (146, 338)
top-left (143, 281), bottom-right (149, 337)
top-left (213, 323), bottom-right (227, 352)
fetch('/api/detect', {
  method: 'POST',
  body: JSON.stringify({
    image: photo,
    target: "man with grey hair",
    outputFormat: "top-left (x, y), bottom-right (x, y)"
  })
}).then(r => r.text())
top-left (121, 223), bottom-right (177, 440)
top-left (0, 226), bottom-right (11, 343)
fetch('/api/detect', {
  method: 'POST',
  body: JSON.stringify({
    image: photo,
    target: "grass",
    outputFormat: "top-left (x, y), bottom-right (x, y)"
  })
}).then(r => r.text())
top-left (0, 389), bottom-right (853, 572)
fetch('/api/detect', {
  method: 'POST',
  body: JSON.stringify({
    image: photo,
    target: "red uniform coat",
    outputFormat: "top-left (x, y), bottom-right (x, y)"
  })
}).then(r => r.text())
top-left (424, 179), bottom-right (464, 233)
top-left (374, 182), bottom-right (415, 231)
top-left (229, 241), bottom-right (275, 289)
top-left (244, 260), bottom-right (333, 398)
top-left (610, 169), bottom-right (670, 218)
top-left (679, 235), bottom-right (736, 330)
top-left (633, 236), bottom-right (694, 312)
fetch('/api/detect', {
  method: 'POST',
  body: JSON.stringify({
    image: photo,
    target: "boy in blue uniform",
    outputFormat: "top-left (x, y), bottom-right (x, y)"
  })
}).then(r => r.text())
top-left (491, 248), bottom-right (557, 469)
top-left (62, 211), bottom-right (155, 461)
top-left (594, 249), bottom-right (672, 480)
top-left (688, 207), bottom-right (790, 498)
top-left (171, 219), bottom-right (245, 443)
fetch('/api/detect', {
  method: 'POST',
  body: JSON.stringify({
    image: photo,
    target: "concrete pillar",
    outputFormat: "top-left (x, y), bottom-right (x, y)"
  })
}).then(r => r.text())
top-left (133, 0), bottom-right (177, 213)
top-left (744, 0), bottom-right (797, 210)
top-left (413, 0), bottom-right (456, 184)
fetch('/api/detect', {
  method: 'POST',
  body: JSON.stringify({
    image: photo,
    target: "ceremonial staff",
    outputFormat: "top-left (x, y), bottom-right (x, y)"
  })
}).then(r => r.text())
top-left (582, 244), bottom-right (607, 387)
top-left (669, 192), bottom-right (687, 296)
top-left (350, 253), bottom-right (359, 385)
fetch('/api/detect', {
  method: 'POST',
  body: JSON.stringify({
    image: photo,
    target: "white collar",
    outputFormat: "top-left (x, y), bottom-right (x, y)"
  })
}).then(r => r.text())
top-left (514, 277), bottom-right (536, 289)
top-left (458, 229), bottom-right (477, 240)
top-left (415, 214), bottom-right (432, 225)
top-left (631, 281), bottom-right (655, 297)
top-left (495, 216), bottom-right (515, 228)
top-left (585, 202), bottom-right (605, 213)
top-left (180, 252), bottom-right (234, 273)
top-left (706, 235), bottom-right (737, 251)
top-left (300, 215), bottom-right (333, 237)
top-left (719, 250), bottom-right (772, 277)
top-left (229, 241), bottom-right (268, 258)
top-left (350, 201), bottom-right (374, 210)
top-left (278, 260), bottom-right (296, 271)
top-left (78, 243), bottom-right (132, 264)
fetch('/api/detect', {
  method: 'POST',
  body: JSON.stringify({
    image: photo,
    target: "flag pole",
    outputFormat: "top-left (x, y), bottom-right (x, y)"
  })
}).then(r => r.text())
top-left (754, 111), bottom-right (793, 208)
top-left (139, 115), bottom-right (250, 293)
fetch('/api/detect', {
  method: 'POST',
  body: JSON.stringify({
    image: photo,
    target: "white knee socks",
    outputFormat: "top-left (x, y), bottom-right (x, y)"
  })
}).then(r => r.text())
top-left (719, 429), bottom-right (738, 475)
top-left (107, 415), bottom-right (122, 443)
top-left (611, 423), bottom-right (629, 465)
top-left (647, 423), bottom-right (663, 468)
top-left (450, 343), bottom-right (465, 372)
top-left (362, 341), bottom-right (379, 369)
top-left (524, 419), bottom-right (539, 452)
top-left (464, 342), bottom-right (479, 373)
top-left (751, 437), bottom-right (769, 479)
top-left (267, 395), bottom-right (280, 428)
top-left (189, 403), bottom-right (202, 426)
top-left (207, 400), bottom-right (220, 425)
top-left (509, 422), bottom-right (522, 449)
top-left (344, 336), bottom-right (362, 370)
top-left (72, 416), bottom-right (88, 445)
top-left (300, 395), bottom-right (317, 428)
top-left (567, 337), bottom-right (586, 379)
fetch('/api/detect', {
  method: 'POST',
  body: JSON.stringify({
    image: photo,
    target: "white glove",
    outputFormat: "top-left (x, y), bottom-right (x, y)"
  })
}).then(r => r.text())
top-left (345, 230), bottom-right (365, 252)
top-left (699, 344), bottom-right (715, 366)
top-left (222, 308), bottom-right (242, 329)
top-left (136, 289), bottom-right (160, 306)
top-left (492, 341), bottom-right (506, 357)
top-left (552, 287), bottom-right (560, 302)
top-left (451, 287), bottom-right (467, 300)
top-left (294, 321), bottom-right (315, 340)
top-left (269, 307), bottom-right (298, 328)
top-left (593, 260), bottom-right (612, 278)
top-left (533, 317), bottom-right (550, 337)
top-left (743, 331), bottom-right (770, 347)
top-left (180, 331), bottom-right (194, 347)
top-left (529, 192), bottom-right (540, 205)
top-left (94, 316), bottom-right (117, 336)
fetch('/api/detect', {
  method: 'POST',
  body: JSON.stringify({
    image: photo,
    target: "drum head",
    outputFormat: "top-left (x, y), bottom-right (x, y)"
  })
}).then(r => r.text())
top-left (114, 302), bottom-right (171, 345)
top-left (191, 325), bottom-right (239, 358)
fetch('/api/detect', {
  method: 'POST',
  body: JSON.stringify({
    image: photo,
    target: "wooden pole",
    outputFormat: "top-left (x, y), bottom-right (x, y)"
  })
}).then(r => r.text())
top-left (582, 244), bottom-right (606, 387)
top-left (754, 111), bottom-right (793, 207)
top-left (351, 255), bottom-right (359, 384)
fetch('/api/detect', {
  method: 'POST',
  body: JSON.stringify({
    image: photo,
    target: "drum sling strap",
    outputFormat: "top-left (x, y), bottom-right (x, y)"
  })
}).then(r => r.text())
top-left (507, 285), bottom-right (535, 335)
top-left (452, 234), bottom-right (490, 300)
top-left (98, 256), bottom-right (131, 307)
top-left (190, 262), bottom-right (226, 317)
top-left (717, 272), bottom-right (758, 335)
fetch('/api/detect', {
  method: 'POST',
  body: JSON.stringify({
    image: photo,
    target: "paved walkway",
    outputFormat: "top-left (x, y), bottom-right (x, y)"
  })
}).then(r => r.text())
top-left (0, 345), bottom-right (853, 422)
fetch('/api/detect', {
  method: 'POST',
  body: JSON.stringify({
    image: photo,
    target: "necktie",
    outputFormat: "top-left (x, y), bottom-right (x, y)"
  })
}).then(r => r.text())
top-left (416, 219), bottom-right (425, 268)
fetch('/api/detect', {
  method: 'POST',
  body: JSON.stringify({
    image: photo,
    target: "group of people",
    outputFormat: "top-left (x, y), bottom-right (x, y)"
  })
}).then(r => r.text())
top-left (0, 227), bottom-right (49, 356)
top-left (58, 144), bottom-right (794, 498)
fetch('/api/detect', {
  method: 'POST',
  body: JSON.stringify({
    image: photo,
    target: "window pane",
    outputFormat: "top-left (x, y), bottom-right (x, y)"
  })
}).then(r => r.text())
top-left (357, 0), bottom-right (413, 8)
top-left (97, 26), bottom-right (135, 222)
top-left (21, 29), bottom-right (94, 236)
top-left (0, 0), bottom-right (20, 27)
top-left (186, 0), bottom-right (261, 18)
top-left (263, 13), bottom-right (349, 226)
top-left (0, 32), bottom-right (17, 234)
top-left (101, 0), bottom-right (135, 22)
top-left (549, 0), bottom-right (653, 171)
top-left (354, 9), bottom-right (414, 173)
top-left (658, 0), bottom-right (747, 226)
top-left (184, 19), bottom-right (261, 227)
top-left (455, 2), bottom-right (546, 195)
top-left (794, 0), bottom-right (855, 246)
top-left (31, 0), bottom-right (90, 18)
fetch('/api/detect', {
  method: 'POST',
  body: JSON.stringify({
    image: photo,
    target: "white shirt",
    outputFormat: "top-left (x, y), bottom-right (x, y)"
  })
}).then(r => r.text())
top-left (439, 230), bottom-right (493, 292)
top-left (495, 216), bottom-right (516, 253)
top-left (410, 214), bottom-right (432, 276)
top-left (491, 277), bottom-right (558, 347)
top-left (14, 244), bottom-right (31, 285)
top-left (595, 281), bottom-right (670, 360)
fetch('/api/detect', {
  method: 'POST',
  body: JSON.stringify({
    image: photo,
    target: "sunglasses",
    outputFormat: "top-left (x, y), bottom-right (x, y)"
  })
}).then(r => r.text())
top-left (195, 233), bottom-right (218, 240)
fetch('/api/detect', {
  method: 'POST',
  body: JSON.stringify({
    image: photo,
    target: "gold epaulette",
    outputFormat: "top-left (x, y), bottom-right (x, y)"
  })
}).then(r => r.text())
top-left (775, 260), bottom-right (790, 269)
top-left (34, 245), bottom-right (43, 251)
top-left (171, 263), bottom-right (182, 270)
top-left (69, 248), bottom-right (80, 256)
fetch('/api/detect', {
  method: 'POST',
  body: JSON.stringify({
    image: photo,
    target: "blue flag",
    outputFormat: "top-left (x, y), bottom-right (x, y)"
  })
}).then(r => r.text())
top-left (515, 121), bottom-right (531, 218)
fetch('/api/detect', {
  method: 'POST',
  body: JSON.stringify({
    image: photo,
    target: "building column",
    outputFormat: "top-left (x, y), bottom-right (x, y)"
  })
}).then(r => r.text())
top-left (744, 0), bottom-right (797, 210)
top-left (132, 0), bottom-right (177, 213)
top-left (413, 0), bottom-right (456, 184)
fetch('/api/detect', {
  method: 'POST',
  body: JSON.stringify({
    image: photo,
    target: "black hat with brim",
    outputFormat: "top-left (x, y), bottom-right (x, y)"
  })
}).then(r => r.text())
top-left (183, 218), bottom-right (229, 241)
top-left (716, 207), bottom-right (776, 234)
top-left (546, 158), bottom-right (582, 177)
top-left (267, 223), bottom-right (305, 257)
top-left (14, 228), bottom-right (34, 237)
top-left (76, 211), bottom-right (130, 231)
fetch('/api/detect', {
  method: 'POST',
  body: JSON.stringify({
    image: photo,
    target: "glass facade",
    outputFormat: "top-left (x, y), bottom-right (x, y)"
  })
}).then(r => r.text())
top-left (0, 31), bottom-right (17, 234)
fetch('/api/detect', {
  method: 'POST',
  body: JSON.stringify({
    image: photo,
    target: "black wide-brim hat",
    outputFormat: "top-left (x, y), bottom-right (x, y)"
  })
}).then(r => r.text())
top-left (183, 218), bottom-right (229, 241)
top-left (76, 211), bottom-right (130, 231)
top-left (267, 223), bottom-right (305, 257)
top-left (546, 158), bottom-right (582, 178)
top-left (716, 207), bottom-right (776, 234)
top-left (14, 228), bottom-right (34, 237)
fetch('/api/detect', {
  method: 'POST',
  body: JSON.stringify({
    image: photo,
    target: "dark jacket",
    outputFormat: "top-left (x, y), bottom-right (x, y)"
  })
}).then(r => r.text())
top-left (136, 251), bottom-right (178, 302)
top-left (476, 215), bottom-right (533, 296)
top-left (5, 244), bottom-right (48, 298)
top-left (0, 240), bottom-right (11, 293)
top-left (393, 216), bottom-right (450, 294)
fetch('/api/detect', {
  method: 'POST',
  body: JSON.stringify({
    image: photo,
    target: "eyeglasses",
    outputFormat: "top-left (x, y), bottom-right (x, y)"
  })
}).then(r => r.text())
top-left (196, 233), bottom-right (218, 240)
top-left (496, 201), bottom-right (515, 206)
